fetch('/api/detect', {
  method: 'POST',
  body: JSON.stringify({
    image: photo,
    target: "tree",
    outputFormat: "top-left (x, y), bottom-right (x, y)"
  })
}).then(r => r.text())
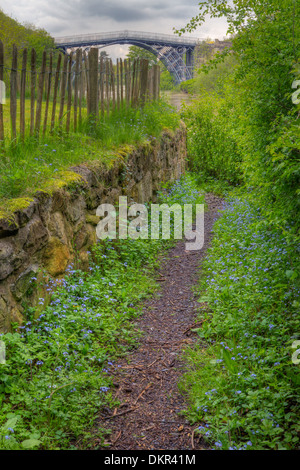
top-left (0, 9), bottom-right (55, 65)
top-left (100, 50), bottom-right (109, 60)
top-left (126, 45), bottom-right (158, 67)
top-left (176, 0), bottom-right (300, 226)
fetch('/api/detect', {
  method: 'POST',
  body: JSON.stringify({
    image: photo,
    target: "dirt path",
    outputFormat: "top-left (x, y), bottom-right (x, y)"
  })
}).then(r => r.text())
top-left (96, 193), bottom-right (223, 451)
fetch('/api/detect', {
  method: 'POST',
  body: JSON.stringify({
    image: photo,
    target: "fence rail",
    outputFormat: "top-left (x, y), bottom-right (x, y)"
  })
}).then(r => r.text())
top-left (0, 41), bottom-right (160, 144)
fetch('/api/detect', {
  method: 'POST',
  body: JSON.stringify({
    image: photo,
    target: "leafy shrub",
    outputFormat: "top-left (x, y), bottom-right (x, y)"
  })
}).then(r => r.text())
top-left (182, 91), bottom-right (243, 185)
top-left (180, 193), bottom-right (300, 450)
top-left (0, 174), bottom-right (203, 450)
top-left (178, 0), bottom-right (300, 232)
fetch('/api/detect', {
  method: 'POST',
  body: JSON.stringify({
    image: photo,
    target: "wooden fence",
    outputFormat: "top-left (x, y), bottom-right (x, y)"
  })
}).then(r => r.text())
top-left (0, 41), bottom-right (161, 143)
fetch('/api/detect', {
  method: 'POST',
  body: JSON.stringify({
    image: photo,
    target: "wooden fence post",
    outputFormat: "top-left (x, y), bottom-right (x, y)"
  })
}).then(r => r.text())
top-left (134, 59), bottom-right (140, 105)
top-left (83, 51), bottom-right (89, 111)
top-left (100, 55), bottom-right (104, 117)
top-left (35, 50), bottom-right (47, 136)
top-left (131, 59), bottom-right (136, 104)
top-left (30, 48), bottom-right (36, 136)
top-left (74, 48), bottom-right (80, 132)
top-left (10, 45), bottom-right (18, 140)
top-left (105, 59), bottom-right (110, 117)
top-left (153, 64), bottom-right (160, 100)
top-left (148, 67), bottom-right (154, 101)
top-left (120, 58), bottom-right (123, 106)
top-left (20, 48), bottom-right (27, 140)
top-left (0, 51), bottom-right (158, 147)
top-left (140, 59), bottom-right (149, 106)
top-left (78, 49), bottom-right (83, 124)
top-left (50, 53), bottom-right (61, 133)
top-left (110, 59), bottom-right (116, 112)
top-left (128, 59), bottom-right (131, 105)
top-left (124, 59), bottom-right (128, 107)
top-left (116, 58), bottom-right (120, 111)
top-left (87, 47), bottom-right (99, 119)
top-left (66, 52), bottom-right (73, 133)
top-left (43, 51), bottom-right (52, 135)
top-left (59, 53), bottom-right (68, 126)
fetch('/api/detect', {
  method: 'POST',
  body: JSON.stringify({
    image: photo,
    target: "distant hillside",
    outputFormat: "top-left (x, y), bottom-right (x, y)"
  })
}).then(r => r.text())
top-left (0, 9), bottom-right (55, 64)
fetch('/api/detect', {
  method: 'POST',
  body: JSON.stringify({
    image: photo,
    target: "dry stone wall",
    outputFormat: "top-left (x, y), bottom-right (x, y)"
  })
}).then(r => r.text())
top-left (0, 124), bottom-right (186, 332)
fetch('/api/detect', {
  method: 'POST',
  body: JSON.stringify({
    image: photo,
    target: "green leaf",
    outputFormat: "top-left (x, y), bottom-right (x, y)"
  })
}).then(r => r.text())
top-left (199, 296), bottom-right (209, 302)
top-left (286, 270), bottom-right (298, 280)
top-left (3, 416), bottom-right (19, 430)
top-left (21, 439), bottom-right (41, 449)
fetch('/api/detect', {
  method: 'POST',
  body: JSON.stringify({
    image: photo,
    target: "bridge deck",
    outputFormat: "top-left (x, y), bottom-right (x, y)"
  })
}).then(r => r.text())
top-left (54, 30), bottom-right (202, 48)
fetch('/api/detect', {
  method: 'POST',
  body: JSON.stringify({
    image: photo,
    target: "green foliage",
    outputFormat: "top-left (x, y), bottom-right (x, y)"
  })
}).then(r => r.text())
top-left (180, 193), bottom-right (300, 450)
top-left (0, 98), bottom-right (180, 204)
top-left (157, 173), bottom-right (205, 206)
top-left (175, 0), bottom-right (300, 451)
top-left (178, 79), bottom-right (196, 94)
top-left (0, 9), bottom-right (55, 65)
top-left (177, 0), bottom-right (300, 231)
top-left (179, 44), bottom-right (237, 96)
top-left (193, 54), bottom-right (238, 95)
top-left (160, 69), bottom-right (176, 91)
top-left (181, 89), bottom-right (243, 185)
top-left (0, 249), bottom-right (153, 449)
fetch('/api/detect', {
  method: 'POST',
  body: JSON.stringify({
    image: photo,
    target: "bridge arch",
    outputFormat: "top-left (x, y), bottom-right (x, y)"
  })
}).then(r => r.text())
top-left (96, 40), bottom-right (190, 84)
top-left (55, 31), bottom-right (200, 84)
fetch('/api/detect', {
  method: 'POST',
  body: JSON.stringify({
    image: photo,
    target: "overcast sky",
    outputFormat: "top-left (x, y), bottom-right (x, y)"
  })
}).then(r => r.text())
top-left (0, 0), bottom-right (228, 59)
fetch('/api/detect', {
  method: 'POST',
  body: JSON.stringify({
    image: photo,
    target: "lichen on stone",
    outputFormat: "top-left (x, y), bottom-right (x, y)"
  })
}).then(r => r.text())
top-left (0, 197), bottom-right (34, 222)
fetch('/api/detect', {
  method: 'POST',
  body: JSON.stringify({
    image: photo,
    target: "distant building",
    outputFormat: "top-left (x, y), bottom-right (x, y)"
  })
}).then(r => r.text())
top-left (194, 39), bottom-right (232, 68)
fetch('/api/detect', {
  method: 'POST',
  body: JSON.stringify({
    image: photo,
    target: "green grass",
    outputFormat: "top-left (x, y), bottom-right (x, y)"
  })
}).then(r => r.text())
top-left (0, 174), bottom-right (204, 450)
top-left (0, 99), bottom-right (180, 208)
top-left (0, 243), bottom-right (159, 449)
top-left (179, 188), bottom-right (300, 450)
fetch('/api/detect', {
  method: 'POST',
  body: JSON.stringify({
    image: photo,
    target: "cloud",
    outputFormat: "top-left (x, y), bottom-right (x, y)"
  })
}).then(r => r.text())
top-left (0, 0), bottom-right (228, 41)
top-left (38, 0), bottom-right (200, 25)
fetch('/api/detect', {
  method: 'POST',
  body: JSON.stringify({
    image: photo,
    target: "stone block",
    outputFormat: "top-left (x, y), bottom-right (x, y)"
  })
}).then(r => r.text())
top-left (42, 237), bottom-right (71, 277)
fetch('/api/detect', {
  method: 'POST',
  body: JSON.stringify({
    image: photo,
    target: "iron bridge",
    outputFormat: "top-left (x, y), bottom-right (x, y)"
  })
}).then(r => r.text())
top-left (54, 30), bottom-right (203, 84)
